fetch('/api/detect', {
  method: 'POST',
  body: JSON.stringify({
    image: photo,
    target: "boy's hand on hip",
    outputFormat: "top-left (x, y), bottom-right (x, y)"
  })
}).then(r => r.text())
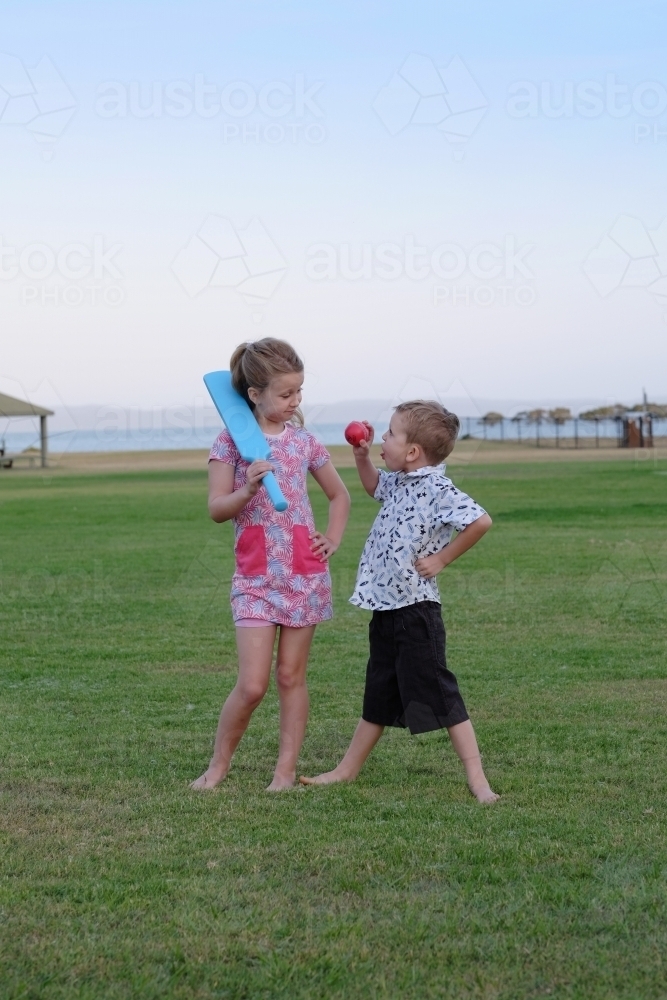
top-left (414, 551), bottom-right (447, 579)
top-left (310, 531), bottom-right (338, 561)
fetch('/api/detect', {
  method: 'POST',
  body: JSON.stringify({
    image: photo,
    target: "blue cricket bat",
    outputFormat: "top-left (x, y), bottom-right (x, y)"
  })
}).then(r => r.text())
top-left (203, 370), bottom-right (289, 512)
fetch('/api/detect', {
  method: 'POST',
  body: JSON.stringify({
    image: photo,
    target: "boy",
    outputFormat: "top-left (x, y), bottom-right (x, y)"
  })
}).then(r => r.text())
top-left (300, 401), bottom-right (498, 803)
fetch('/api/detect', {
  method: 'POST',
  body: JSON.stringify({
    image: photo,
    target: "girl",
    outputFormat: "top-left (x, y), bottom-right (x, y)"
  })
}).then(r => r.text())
top-left (191, 338), bottom-right (350, 791)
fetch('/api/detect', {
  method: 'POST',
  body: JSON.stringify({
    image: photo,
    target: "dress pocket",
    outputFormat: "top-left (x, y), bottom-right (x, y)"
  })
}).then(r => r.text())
top-left (292, 524), bottom-right (327, 575)
top-left (235, 525), bottom-right (268, 576)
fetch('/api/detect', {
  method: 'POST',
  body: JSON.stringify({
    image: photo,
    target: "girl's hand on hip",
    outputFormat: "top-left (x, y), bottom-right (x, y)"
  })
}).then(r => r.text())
top-left (245, 460), bottom-right (274, 496)
top-left (310, 531), bottom-right (338, 561)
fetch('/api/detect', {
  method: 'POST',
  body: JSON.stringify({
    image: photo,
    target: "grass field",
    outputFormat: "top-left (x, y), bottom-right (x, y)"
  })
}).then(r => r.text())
top-left (1, 456), bottom-right (667, 999)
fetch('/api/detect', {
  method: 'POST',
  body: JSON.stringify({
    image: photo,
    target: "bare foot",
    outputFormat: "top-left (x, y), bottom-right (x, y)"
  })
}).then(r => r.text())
top-left (190, 767), bottom-right (227, 791)
top-left (469, 783), bottom-right (500, 804)
top-left (266, 774), bottom-right (296, 792)
top-left (299, 769), bottom-right (352, 786)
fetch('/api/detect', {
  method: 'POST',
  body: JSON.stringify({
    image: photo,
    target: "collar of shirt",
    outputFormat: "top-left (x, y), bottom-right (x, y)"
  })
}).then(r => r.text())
top-left (395, 463), bottom-right (446, 481)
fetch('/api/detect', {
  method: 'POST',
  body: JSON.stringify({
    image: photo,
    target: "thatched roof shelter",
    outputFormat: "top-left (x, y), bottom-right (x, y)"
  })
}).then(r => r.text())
top-left (0, 392), bottom-right (54, 467)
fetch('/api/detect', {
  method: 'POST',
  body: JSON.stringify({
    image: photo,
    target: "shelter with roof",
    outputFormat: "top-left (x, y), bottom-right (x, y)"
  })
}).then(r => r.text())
top-left (0, 392), bottom-right (54, 468)
top-left (622, 413), bottom-right (653, 448)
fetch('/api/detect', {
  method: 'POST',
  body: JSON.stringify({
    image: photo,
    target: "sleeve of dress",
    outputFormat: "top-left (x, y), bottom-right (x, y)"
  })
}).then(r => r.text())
top-left (307, 431), bottom-right (331, 472)
top-left (432, 481), bottom-right (486, 530)
top-left (209, 429), bottom-right (239, 465)
top-left (373, 469), bottom-right (398, 503)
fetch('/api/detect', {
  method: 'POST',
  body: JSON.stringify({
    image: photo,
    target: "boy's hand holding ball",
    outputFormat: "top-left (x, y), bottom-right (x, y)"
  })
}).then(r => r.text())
top-left (345, 421), bottom-right (373, 455)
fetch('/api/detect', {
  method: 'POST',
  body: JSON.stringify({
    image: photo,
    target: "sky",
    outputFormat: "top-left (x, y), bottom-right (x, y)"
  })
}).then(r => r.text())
top-left (2, 0), bottom-right (667, 415)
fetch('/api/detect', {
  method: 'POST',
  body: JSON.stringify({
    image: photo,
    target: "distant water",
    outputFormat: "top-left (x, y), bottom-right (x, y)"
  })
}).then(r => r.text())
top-left (0, 423), bottom-right (365, 455)
top-left (1, 427), bottom-right (224, 455)
top-left (1, 417), bottom-right (662, 455)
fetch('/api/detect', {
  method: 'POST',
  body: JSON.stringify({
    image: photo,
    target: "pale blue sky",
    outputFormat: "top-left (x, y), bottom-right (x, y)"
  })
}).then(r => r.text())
top-left (2, 1), bottom-right (666, 409)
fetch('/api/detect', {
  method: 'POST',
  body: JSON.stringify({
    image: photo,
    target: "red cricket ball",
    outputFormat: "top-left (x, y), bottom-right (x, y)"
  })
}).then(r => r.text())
top-left (344, 421), bottom-right (369, 447)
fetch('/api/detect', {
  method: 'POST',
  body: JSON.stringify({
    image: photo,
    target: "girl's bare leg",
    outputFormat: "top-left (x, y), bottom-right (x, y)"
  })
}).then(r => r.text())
top-left (190, 625), bottom-right (277, 789)
top-left (268, 624), bottom-right (316, 790)
top-left (447, 719), bottom-right (499, 803)
top-left (299, 719), bottom-right (385, 786)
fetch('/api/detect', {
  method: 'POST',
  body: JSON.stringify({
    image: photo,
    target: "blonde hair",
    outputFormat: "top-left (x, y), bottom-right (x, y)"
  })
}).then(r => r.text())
top-left (394, 400), bottom-right (460, 463)
top-left (230, 338), bottom-right (305, 426)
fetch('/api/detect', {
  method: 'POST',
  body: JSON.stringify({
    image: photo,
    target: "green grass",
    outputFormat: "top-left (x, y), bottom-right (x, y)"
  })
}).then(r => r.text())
top-left (1, 458), bottom-right (666, 999)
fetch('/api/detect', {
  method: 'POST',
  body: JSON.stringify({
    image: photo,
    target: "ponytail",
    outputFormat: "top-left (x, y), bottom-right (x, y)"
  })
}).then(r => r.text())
top-left (229, 338), bottom-right (305, 425)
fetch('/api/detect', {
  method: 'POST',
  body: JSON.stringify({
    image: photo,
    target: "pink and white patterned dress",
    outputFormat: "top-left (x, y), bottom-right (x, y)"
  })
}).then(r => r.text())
top-left (209, 423), bottom-right (333, 627)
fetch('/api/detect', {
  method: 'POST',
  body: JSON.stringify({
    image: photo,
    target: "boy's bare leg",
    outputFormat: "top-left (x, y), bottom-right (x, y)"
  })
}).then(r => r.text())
top-left (300, 719), bottom-right (384, 785)
top-left (268, 625), bottom-right (316, 791)
top-left (190, 626), bottom-right (277, 790)
top-left (447, 719), bottom-right (499, 803)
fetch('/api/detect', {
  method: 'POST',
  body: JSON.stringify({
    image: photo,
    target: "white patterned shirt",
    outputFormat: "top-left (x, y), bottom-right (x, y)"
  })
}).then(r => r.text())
top-left (349, 465), bottom-right (486, 611)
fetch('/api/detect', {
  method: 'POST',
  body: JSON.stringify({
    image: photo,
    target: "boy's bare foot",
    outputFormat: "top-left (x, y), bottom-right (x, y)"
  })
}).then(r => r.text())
top-left (299, 768), bottom-right (352, 786)
top-left (190, 767), bottom-right (227, 790)
top-left (469, 783), bottom-right (500, 804)
top-left (266, 774), bottom-right (296, 791)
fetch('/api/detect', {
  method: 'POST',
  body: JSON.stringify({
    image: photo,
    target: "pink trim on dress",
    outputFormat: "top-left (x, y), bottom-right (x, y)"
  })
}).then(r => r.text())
top-left (236, 618), bottom-right (277, 628)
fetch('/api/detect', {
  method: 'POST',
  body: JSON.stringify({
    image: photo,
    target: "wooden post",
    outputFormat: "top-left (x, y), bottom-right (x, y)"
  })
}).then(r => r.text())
top-left (40, 414), bottom-right (47, 467)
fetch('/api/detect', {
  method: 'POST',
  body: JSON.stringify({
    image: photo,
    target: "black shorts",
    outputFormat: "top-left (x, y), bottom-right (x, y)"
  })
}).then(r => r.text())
top-left (362, 601), bottom-right (469, 735)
